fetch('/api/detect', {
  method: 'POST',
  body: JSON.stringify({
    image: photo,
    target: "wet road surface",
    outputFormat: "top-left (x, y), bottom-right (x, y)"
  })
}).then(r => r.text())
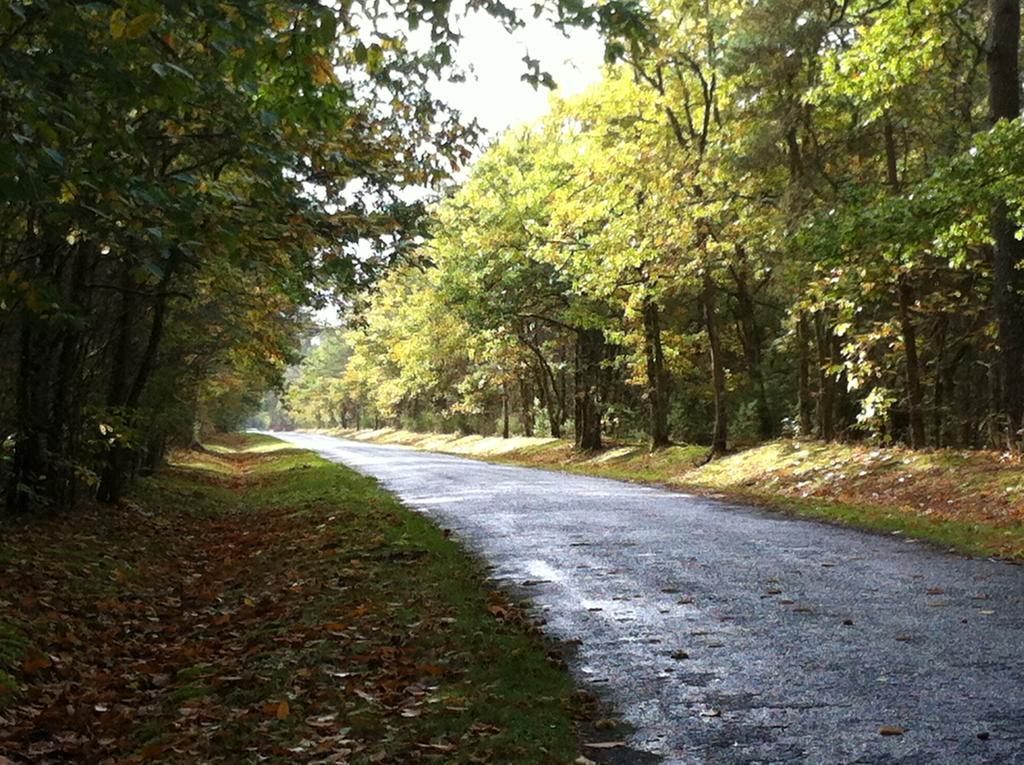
top-left (275, 432), bottom-right (1024, 764)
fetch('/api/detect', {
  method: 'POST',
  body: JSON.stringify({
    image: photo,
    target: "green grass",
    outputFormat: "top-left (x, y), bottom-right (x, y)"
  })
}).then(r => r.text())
top-left (197, 439), bottom-right (579, 760)
top-left (700, 488), bottom-right (1024, 558)
top-left (0, 434), bottom-right (582, 763)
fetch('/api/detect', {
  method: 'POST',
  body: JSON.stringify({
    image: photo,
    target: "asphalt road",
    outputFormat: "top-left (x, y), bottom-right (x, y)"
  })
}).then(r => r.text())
top-left (275, 432), bottom-right (1024, 765)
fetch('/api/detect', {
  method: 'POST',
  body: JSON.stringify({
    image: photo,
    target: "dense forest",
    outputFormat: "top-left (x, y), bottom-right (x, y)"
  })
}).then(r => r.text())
top-left (4, 0), bottom-right (1024, 515)
top-left (285, 0), bottom-right (1024, 457)
top-left (1, 0), bottom-right (638, 513)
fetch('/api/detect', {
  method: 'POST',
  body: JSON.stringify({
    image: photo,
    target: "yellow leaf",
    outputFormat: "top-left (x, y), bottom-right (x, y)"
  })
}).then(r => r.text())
top-left (109, 9), bottom-right (126, 39)
top-left (309, 55), bottom-right (336, 85)
top-left (124, 12), bottom-right (160, 39)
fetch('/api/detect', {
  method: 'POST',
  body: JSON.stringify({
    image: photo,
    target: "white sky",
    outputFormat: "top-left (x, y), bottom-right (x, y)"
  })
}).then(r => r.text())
top-left (315, 10), bottom-right (603, 324)
top-left (434, 10), bottom-right (605, 135)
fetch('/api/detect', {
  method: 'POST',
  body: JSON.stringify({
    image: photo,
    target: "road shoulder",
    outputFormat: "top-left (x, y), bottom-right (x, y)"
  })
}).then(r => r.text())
top-left (0, 433), bottom-right (604, 763)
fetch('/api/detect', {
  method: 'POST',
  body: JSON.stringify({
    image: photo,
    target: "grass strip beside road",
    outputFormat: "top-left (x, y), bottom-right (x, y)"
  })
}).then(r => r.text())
top-left (0, 434), bottom-right (582, 764)
top-left (324, 428), bottom-right (1024, 561)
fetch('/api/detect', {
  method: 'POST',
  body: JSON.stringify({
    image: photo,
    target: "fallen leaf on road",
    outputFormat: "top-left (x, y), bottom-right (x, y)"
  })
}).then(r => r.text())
top-left (879, 726), bottom-right (906, 736)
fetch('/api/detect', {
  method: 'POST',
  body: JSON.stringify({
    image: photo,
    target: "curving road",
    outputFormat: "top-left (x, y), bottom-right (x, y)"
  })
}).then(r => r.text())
top-left (275, 432), bottom-right (1024, 765)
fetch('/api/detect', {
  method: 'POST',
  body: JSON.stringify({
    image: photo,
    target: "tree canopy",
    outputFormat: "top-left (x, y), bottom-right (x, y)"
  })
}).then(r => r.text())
top-left (6, 0), bottom-right (1024, 515)
top-left (285, 0), bottom-right (1024, 462)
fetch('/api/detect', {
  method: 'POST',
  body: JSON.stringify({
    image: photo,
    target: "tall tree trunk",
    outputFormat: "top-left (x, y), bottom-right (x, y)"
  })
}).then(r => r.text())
top-left (7, 315), bottom-right (46, 514)
top-left (534, 365), bottom-right (560, 438)
top-left (97, 267), bottom-right (137, 504)
top-left (731, 270), bottom-right (773, 440)
top-left (987, 0), bottom-right (1024, 448)
top-left (501, 383), bottom-right (510, 439)
top-left (797, 314), bottom-right (813, 436)
top-left (6, 239), bottom-right (81, 514)
top-left (932, 314), bottom-right (948, 448)
top-left (558, 365), bottom-right (569, 436)
top-left (897, 276), bottom-right (926, 448)
top-left (988, 360), bottom-right (1003, 448)
top-left (530, 352), bottom-right (562, 438)
top-left (519, 378), bottom-right (535, 436)
top-left (574, 328), bottom-right (604, 450)
top-left (642, 298), bottom-right (671, 448)
top-left (702, 274), bottom-right (727, 455)
top-left (884, 115), bottom-right (926, 449)
top-left (814, 313), bottom-right (836, 441)
top-left (97, 254), bottom-right (180, 504)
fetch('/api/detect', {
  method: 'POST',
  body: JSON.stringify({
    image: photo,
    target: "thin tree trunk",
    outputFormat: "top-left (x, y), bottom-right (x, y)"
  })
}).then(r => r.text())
top-left (932, 314), bottom-right (948, 448)
top-left (519, 378), bottom-right (534, 436)
top-left (574, 328), bottom-right (603, 450)
top-left (797, 314), bottom-right (813, 436)
top-left (524, 340), bottom-right (564, 437)
top-left (897, 276), bottom-right (926, 448)
top-left (814, 313), bottom-right (836, 441)
top-left (533, 358), bottom-right (562, 438)
top-left (6, 238), bottom-right (76, 513)
top-left (884, 115), bottom-right (926, 448)
top-left (732, 269), bottom-right (773, 440)
top-left (987, 0), bottom-right (1024, 448)
top-left (702, 274), bottom-right (727, 455)
top-left (98, 253), bottom-right (180, 504)
top-left (557, 365), bottom-right (570, 436)
top-left (988, 361), bottom-right (1003, 448)
top-left (97, 267), bottom-right (137, 504)
top-left (642, 298), bottom-right (671, 448)
top-left (7, 315), bottom-right (44, 513)
top-left (501, 383), bottom-right (510, 439)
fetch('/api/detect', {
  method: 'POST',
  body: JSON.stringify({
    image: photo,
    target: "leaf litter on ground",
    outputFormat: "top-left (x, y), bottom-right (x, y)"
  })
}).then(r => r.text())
top-left (0, 434), bottom-right (581, 764)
